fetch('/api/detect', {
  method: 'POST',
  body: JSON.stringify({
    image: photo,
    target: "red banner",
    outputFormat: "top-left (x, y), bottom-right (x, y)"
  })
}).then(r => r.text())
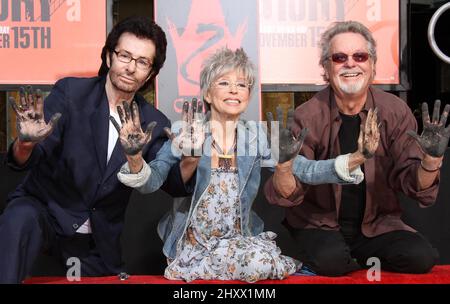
top-left (259, 0), bottom-right (400, 85)
top-left (0, 0), bottom-right (106, 85)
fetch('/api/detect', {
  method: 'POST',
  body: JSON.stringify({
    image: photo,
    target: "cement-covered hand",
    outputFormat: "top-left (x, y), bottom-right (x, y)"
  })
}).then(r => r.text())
top-left (164, 98), bottom-right (209, 157)
top-left (357, 107), bottom-right (380, 159)
top-left (266, 106), bottom-right (308, 164)
top-left (9, 86), bottom-right (61, 143)
top-left (110, 100), bottom-right (156, 156)
top-left (407, 100), bottom-right (450, 157)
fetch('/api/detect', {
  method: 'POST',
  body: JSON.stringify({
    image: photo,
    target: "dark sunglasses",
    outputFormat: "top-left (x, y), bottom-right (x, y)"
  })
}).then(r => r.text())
top-left (330, 52), bottom-right (370, 63)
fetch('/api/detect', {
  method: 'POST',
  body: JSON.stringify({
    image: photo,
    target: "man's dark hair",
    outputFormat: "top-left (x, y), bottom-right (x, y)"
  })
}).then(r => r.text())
top-left (98, 16), bottom-right (167, 91)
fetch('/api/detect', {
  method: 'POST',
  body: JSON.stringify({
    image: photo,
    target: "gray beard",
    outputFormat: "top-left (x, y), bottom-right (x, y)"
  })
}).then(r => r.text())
top-left (338, 78), bottom-right (365, 94)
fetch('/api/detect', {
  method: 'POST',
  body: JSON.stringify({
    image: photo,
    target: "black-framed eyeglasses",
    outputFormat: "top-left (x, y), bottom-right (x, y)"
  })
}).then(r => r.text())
top-left (113, 50), bottom-right (153, 70)
top-left (330, 52), bottom-right (370, 64)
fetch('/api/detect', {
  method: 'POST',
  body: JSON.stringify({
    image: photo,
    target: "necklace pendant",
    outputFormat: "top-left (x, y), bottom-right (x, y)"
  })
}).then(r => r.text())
top-left (218, 154), bottom-right (232, 170)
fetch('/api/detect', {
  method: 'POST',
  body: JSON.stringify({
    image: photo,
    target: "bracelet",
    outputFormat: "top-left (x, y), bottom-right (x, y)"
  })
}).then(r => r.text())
top-left (420, 160), bottom-right (442, 172)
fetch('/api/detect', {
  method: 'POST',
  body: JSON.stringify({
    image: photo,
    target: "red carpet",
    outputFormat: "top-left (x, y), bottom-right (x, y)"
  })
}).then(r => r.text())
top-left (23, 265), bottom-right (450, 284)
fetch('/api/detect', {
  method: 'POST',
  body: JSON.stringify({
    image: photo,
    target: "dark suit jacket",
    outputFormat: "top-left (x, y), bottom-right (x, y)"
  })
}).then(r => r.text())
top-left (6, 76), bottom-right (189, 272)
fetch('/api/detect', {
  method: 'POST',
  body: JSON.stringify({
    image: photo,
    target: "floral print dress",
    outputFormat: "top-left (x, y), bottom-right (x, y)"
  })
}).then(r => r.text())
top-left (164, 167), bottom-right (300, 283)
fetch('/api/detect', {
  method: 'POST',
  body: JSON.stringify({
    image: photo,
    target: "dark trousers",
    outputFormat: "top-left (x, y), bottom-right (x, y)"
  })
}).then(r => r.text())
top-left (0, 196), bottom-right (114, 283)
top-left (285, 222), bottom-right (439, 277)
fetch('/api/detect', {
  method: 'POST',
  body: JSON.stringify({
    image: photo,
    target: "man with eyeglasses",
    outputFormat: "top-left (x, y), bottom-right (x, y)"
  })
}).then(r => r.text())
top-left (0, 16), bottom-right (193, 283)
top-left (265, 21), bottom-right (450, 276)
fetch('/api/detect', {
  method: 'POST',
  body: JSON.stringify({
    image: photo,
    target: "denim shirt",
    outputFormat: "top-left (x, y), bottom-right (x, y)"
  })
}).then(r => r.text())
top-left (118, 120), bottom-right (363, 260)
